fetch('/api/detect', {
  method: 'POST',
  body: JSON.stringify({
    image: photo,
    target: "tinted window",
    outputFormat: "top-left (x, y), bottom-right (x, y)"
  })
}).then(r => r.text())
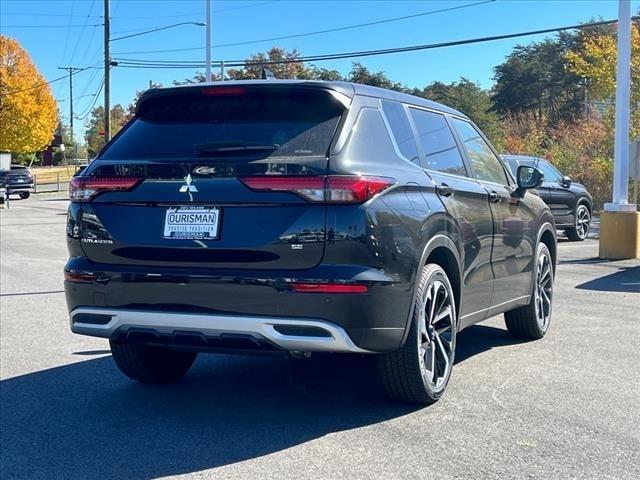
top-left (409, 108), bottom-right (467, 176)
top-left (452, 119), bottom-right (508, 185)
top-left (536, 159), bottom-right (563, 183)
top-left (101, 87), bottom-right (344, 175)
top-left (381, 100), bottom-right (419, 163)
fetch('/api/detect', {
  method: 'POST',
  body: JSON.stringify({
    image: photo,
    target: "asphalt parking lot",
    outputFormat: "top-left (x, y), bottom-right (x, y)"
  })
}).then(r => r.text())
top-left (1, 193), bottom-right (639, 480)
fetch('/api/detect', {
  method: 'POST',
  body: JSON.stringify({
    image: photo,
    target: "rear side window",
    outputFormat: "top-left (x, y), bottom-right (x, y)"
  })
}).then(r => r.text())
top-left (409, 108), bottom-right (467, 177)
top-left (381, 100), bottom-right (419, 163)
top-left (536, 160), bottom-right (563, 183)
top-left (451, 118), bottom-right (508, 185)
top-left (100, 87), bottom-right (345, 175)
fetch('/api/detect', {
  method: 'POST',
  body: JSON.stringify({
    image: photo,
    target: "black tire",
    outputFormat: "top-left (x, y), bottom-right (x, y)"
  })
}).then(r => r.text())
top-left (378, 264), bottom-right (457, 404)
top-left (18, 192), bottom-right (30, 199)
top-left (565, 203), bottom-right (590, 241)
top-left (109, 340), bottom-right (197, 383)
top-left (504, 243), bottom-right (554, 340)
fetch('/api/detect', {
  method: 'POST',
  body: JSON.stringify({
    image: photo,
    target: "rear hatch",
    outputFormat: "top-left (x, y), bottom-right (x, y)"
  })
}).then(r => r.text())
top-left (4, 167), bottom-right (32, 186)
top-left (75, 84), bottom-right (348, 270)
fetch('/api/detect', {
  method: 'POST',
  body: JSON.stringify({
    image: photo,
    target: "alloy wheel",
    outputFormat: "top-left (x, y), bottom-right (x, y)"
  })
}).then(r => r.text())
top-left (534, 251), bottom-right (553, 331)
top-left (418, 280), bottom-right (455, 391)
top-left (575, 205), bottom-right (590, 240)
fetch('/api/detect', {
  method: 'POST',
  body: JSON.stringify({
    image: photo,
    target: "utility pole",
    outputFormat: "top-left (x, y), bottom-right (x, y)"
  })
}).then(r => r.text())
top-left (58, 66), bottom-right (82, 162)
top-left (104, 0), bottom-right (111, 141)
top-left (205, 0), bottom-right (212, 82)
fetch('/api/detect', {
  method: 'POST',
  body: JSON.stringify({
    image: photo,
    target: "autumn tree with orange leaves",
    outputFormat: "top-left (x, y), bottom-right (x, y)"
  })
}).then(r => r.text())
top-left (0, 36), bottom-right (57, 153)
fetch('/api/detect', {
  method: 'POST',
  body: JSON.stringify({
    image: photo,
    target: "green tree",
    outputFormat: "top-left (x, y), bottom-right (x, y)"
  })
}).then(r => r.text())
top-left (491, 35), bottom-right (586, 125)
top-left (345, 63), bottom-right (402, 90)
top-left (415, 78), bottom-right (504, 147)
top-left (176, 48), bottom-right (342, 83)
top-left (566, 22), bottom-right (640, 139)
top-left (85, 105), bottom-right (127, 157)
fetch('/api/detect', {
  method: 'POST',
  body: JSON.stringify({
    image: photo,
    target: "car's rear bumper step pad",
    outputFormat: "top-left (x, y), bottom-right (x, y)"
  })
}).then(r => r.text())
top-left (70, 307), bottom-right (370, 353)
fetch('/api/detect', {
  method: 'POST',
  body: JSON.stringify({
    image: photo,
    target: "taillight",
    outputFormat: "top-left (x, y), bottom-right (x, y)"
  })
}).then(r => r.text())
top-left (238, 175), bottom-right (394, 203)
top-left (69, 177), bottom-right (142, 202)
top-left (201, 86), bottom-right (246, 96)
top-left (290, 283), bottom-right (369, 294)
top-left (64, 271), bottom-right (98, 283)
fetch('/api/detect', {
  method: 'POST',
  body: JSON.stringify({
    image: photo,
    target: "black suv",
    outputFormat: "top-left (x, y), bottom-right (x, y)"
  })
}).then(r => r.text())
top-left (503, 155), bottom-right (593, 241)
top-left (65, 81), bottom-right (556, 404)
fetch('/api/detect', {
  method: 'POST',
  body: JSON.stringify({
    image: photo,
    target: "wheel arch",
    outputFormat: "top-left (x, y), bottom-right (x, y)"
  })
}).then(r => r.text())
top-left (577, 196), bottom-right (592, 214)
top-left (538, 221), bottom-right (557, 274)
top-left (400, 234), bottom-right (463, 347)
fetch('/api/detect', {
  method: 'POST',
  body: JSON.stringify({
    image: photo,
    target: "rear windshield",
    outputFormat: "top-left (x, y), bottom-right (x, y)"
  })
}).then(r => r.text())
top-left (100, 87), bottom-right (345, 175)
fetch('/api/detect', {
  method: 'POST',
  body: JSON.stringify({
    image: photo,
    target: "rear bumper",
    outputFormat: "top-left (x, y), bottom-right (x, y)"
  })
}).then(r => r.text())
top-left (64, 257), bottom-right (412, 352)
top-left (6, 184), bottom-right (33, 192)
top-left (70, 307), bottom-right (370, 353)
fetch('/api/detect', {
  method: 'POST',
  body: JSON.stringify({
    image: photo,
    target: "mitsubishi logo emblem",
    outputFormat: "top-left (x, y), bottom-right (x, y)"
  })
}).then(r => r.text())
top-left (179, 174), bottom-right (198, 193)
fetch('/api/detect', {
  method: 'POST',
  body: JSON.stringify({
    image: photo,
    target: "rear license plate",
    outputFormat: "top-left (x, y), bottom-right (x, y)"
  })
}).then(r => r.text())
top-left (163, 206), bottom-right (220, 240)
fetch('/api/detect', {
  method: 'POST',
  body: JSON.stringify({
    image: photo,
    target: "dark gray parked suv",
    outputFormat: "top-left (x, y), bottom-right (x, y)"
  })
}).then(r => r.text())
top-left (65, 81), bottom-right (557, 404)
top-left (503, 155), bottom-right (593, 241)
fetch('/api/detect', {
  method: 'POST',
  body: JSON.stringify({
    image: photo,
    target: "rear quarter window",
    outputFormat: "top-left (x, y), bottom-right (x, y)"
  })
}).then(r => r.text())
top-left (381, 100), bottom-right (419, 163)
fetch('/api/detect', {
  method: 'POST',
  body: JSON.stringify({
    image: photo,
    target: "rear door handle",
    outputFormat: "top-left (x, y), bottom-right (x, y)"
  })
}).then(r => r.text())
top-left (436, 183), bottom-right (455, 197)
top-left (489, 191), bottom-right (502, 203)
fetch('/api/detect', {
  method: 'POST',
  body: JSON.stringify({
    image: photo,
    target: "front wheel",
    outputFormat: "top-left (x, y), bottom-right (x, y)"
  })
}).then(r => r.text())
top-left (504, 243), bottom-right (554, 340)
top-left (18, 192), bottom-right (30, 199)
top-left (565, 204), bottom-right (590, 241)
top-left (379, 264), bottom-right (457, 404)
top-left (109, 340), bottom-right (197, 383)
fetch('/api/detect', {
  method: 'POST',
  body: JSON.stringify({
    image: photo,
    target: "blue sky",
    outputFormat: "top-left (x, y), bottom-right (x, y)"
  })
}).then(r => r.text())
top-left (1, 0), bottom-right (639, 142)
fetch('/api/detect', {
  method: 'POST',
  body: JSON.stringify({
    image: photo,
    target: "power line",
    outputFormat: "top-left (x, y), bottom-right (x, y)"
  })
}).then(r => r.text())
top-left (67, 1), bottom-right (98, 67)
top-left (0, 12), bottom-right (101, 17)
top-left (55, 0), bottom-right (77, 104)
top-left (113, 17), bottom-right (636, 71)
top-left (112, 0), bottom-right (494, 55)
top-left (76, 76), bottom-right (105, 120)
top-left (109, 0), bottom-right (279, 19)
top-left (111, 22), bottom-right (206, 42)
top-left (0, 24), bottom-right (103, 28)
top-left (215, 0), bottom-right (496, 49)
top-left (2, 0), bottom-right (277, 19)
top-left (0, 67), bottom-right (96, 97)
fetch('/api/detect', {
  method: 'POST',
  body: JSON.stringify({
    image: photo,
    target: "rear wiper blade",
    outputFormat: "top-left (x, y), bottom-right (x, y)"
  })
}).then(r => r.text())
top-left (195, 142), bottom-right (280, 156)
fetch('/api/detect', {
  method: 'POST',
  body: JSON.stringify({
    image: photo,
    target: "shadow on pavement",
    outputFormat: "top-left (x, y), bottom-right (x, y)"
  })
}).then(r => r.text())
top-left (455, 324), bottom-right (525, 363)
top-left (1, 324), bottom-right (522, 479)
top-left (576, 265), bottom-right (640, 293)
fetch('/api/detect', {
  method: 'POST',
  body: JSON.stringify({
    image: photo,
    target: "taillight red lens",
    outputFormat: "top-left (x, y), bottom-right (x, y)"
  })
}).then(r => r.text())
top-left (238, 175), bottom-right (394, 203)
top-left (290, 283), bottom-right (369, 294)
top-left (69, 177), bottom-right (142, 202)
top-left (326, 176), bottom-right (394, 203)
top-left (64, 271), bottom-right (98, 283)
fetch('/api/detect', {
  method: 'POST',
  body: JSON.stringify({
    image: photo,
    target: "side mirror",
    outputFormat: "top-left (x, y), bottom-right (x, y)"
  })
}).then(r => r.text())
top-left (561, 175), bottom-right (572, 188)
top-left (516, 165), bottom-right (543, 190)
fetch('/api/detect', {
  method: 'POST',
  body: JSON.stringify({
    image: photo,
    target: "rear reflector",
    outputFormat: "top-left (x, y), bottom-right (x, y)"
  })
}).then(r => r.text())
top-left (239, 175), bottom-right (394, 203)
top-left (290, 283), bottom-right (369, 294)
top-left (69, 177), bottom-right (142, 202)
